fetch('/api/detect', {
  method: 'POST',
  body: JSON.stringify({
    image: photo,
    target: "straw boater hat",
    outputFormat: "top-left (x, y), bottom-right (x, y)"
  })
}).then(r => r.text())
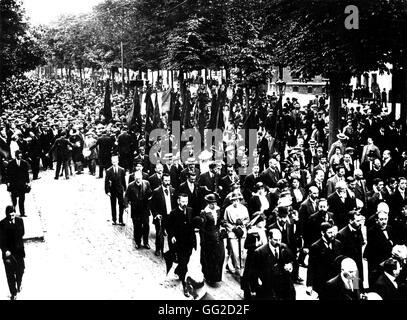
top-left (337, 133), bottom-right (348, 140)
top-left (198, 150), bottom-right (212, 161)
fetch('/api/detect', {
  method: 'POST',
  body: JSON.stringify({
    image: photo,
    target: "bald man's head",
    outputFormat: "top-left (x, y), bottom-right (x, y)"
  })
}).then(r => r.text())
top-left (268, 228), bottom-right (282, 248)
top-left (341, 258), bottom-right (358, 281)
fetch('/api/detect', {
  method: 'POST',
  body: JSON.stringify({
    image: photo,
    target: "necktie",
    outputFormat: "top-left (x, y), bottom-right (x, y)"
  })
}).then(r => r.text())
top-left (164, 188), bottom-right (169, 196)
top-left (348, 279), bottom-right (354, 291)
top-left (275, 248), bottom-right (279, 260)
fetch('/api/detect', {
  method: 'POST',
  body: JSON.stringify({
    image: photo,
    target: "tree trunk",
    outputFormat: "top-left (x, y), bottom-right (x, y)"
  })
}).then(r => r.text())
top-left (328, 75), bottom-right (343, 148)
top-left (171, 70), bottom-right (174, 89)
top-left (126, 68), bottom-right (130, 97)
top-left (391, 65), bottom-right (397, 121)
top-left (400, 56), bottom-right (407, 125)
top-left (79, 68), bottom-right (83, 88)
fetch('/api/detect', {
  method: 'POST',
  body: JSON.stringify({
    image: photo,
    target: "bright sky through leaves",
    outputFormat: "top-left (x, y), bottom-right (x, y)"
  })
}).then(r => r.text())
top-left (22, 0), bottom-right (104, 25)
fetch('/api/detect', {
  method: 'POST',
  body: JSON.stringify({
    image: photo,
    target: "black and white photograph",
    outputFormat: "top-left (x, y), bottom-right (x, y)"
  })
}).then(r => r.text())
top-left (1, 0), bottom-right (407, 306)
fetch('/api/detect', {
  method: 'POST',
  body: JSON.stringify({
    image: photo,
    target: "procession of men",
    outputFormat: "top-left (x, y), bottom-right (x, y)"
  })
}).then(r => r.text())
top-left (1, 73), bottom-right (407, 301)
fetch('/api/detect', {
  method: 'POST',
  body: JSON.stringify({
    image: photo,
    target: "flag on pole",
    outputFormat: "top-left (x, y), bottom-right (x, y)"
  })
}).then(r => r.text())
top-left (153, 91), bottom-right (162, 128)
top-left (103, 80), bottom-right (112, 122)
top-left (127, 87), bottom-right (142, 131)
top-left (145, 88), bottom-right (154, 134)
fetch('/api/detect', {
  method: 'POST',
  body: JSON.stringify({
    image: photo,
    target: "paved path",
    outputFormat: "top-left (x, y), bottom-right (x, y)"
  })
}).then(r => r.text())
top-left (0, 169), bottom-right (316, 300)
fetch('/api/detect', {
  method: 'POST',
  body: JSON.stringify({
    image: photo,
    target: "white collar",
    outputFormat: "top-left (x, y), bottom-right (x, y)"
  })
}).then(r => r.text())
top-left (384, 272), bottom-right (398, 288)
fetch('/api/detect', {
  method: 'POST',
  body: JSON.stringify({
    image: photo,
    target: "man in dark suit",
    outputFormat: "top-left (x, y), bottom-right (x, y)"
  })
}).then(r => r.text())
top-left (125, 171), bottom-right (153, 249)
top-left (304, 199), bottom-right (334, 247)
top-left (390, 177), bottom-right (407, 222)
top-left (90, 129), bottom-right (115, 178)
top-left (306, 222), bottom-right (342, 297)
top-left (381, 150), bottom-right (398, 182)
top-left (150, 173), bottom-right (176, 256)
top-left (48, 131), bottom-right (74, 180)
top-left (354, 169), bottom-right (368, 206)
top-left (129, 159), bottom-right (150, 184)
top-left (242, 164), bottom-right (261, 203)
top-left (219, 165), bottom-right (240, 202)
top-left (298, 186), bottom-right (319, 237)
top-left (148, 162), bottom-right (164, 191)
top-left (366, 158), bottom-right (384, 191)
top-left (327, 181), bottom-right (356, 230)
top-left (307, 169), bottom-right (327, 198)
top-left (198, 162), bottom-right (220, 195)
top-left (0, 206), bottom-right (25, 300)
top-left (257, 131), bottom-right (270, 172)
top-left (133, 146), bottom-right (151, 175)
top-left (117, 127), bottom-right (133, 172)
top-left (178, 172), bottom-right (201, 215)
top-left (364, 210), bottom-right (398, 284)
top-left (251, 228), bottom-right (296, 300)
top-left (319, 257), bottom-right (361, 300)
top-left (105, 155), bottom-right (126, 226)
top-left (180, 158), bottom-right (200, 184)
top-left (6, 150), bottom-right (30, 217)
top-left (337, 211), bottom-right (365, 282)
top-left (371, 258), bottom-right (402, 300)
top-left (166, 194), bottom-right (197, 297)
top-left (260, 158), bottom-right (280, 188)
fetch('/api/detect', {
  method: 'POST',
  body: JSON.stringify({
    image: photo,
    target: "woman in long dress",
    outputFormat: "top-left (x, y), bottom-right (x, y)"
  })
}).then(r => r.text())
top-left (199, 194), bottom-right (226, 286)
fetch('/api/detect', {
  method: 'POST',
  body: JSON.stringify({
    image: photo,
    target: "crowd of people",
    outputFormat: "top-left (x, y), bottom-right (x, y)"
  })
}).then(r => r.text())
top-left (1, 75), bottom-right (407, 300)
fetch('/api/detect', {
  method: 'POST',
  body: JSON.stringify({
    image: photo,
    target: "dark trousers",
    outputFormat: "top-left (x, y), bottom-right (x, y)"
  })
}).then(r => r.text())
top-left (110, 192), bottom-right (124, 223)
top-left (132, 216), bottom-right (150, 246)
top-left (119, 152), bottom-right (131, 171)
top-left (11, 192), bottom-right (25, 215)
top-left (99, 164), bottom-right (107, 178)
top-left (89, 160), bottom-right (96, 175)
top-left (3, 256), bottom-right (25, 296)
top-left (41, 153), bottom-right (53, 169)
top-left (55, 159), bottom-right (69, 179)
top-left (154, 221), bottom-right (165, 253)
top-left (174, 247), bottom-right (192, 283)
top-left (30, 156), bottom-right (40, 179)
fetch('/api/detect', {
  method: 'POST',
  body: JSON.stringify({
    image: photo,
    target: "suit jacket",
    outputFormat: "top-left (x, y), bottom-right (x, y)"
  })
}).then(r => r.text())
top-left (326, 175), bottom-right (343, 197)
top-left (91, 135), bottom-right (114, 164)
top-left (0, 217), bottom-right (25, 259)
top-left (219, 174), bottom-right (240, 200)
top-left (364, 225), bottom-right (396, 271)
top-left (118, 132), bottom-right (132, 154)
top-left (178, 181), bottom-right (201, 214)
top-left (124, 180), bottom-right (152, 218)
top-left (354, 179), bottom-right (368, 205)
top-left (366, 169), bottom-right (384, 191)
top-left (49, 137), bottom-right (74, 161)
top-left (104, 166), bottom-right (126, 194)
top-left (269, 221), bottom-right (299, 253)
top-left (319, 275), bottom-right (361, 300)
top-left (381, 160), bottom-right (398, 181)
top-left (166, 207), bottom-right (196, 252)
top-left (260, 168), bottom-right (280, 188)
top-left (337, 225), bottom-right (364, 276)
top-left (306, 238), bottom-right (342, 293)
top-left (390, 189), bottom-right (407, 221)
top-left (243, 173), bottom-right (262, 202)
top-left (163, 164), bottom-right (182, 189)
top-left (306, 180), bottom-right (327, 199)
top-left (305, 211), bottom-right (335, 247)
top-left (151, 185), bottom-right (176, 229)
top-left (327, 192), bottom-right (356, 230)
top-left (148, 173), bottom-right (163, 191)
top-left (198, 171), bottom-right (219, 194)
top-left (252, 243), bottom-right (295, 300)
top-left (6, 159), bottom-right (30, 194)
top-left (371, 273), bottom-right (401, 300)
